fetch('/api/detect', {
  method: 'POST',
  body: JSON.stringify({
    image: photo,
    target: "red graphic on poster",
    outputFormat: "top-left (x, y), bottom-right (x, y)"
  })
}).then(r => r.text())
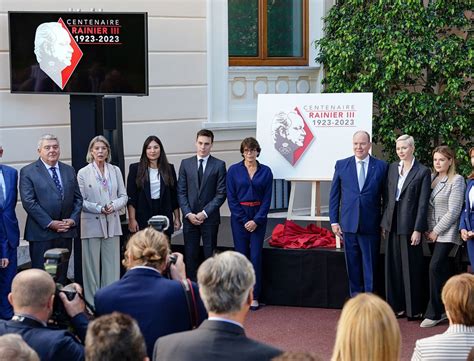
top-left (272, 106), bottom-right (315, 166)
top-left (34, 18), bottom-right (83, 89)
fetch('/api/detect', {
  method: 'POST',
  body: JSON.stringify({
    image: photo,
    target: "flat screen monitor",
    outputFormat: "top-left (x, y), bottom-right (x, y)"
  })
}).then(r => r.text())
top-left (8, 11), bottom-right (148, 96)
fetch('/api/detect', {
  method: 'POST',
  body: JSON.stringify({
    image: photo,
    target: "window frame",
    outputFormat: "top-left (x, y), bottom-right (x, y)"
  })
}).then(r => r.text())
top-left (229, 0), bottom-right (309, 66)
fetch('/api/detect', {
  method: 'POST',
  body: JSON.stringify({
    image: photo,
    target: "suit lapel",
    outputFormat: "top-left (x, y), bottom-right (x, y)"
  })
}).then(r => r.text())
top-left (349, 157), bottom-right (359, 191)
top-left (431, 175), bottom-right (447, 201)
top-left (37, 159), bottom-right (62, 196)
top-left (363, 156), bottom-right (376, 190)
top-left (399, 161), bottom-right (419, 196)
top-left (159, 169), bottom-right (165, 199)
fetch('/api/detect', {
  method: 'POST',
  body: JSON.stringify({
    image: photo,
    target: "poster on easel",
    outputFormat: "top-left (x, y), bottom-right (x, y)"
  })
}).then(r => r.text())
top-left (256, 93), bottom-right (373, 179)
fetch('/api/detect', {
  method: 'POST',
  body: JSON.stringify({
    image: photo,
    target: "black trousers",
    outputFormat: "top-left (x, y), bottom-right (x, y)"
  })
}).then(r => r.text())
top-left (424, 242), bottom-right (454, 319)
top-left (385, 232), bottom-right (424, 317)
top-left (183, 223), bottom-right (219, 281)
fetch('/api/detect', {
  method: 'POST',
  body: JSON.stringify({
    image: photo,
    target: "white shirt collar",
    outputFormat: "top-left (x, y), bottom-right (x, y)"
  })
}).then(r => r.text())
top-left (40, 158), bottom-right (59, 169)
top-left (208, 316), bottom-right (244, 329)
top-left (197, 155), bottom-right (210, 162)
top-left (130, 265), bottom-right (161, 274)
top-left (355, 155), bottom-right (370, 164)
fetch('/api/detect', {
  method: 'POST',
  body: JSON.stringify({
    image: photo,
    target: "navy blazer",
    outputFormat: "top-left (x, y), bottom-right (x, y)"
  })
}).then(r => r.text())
top-left (20, 159), bottom-right (82, 241)
top-left (0, 165), bottom-right (20, 257)
top-left (329, 155), bottom-right (388, 234)
top-left (94, 267), bottom-right (207, 357)
top-left (0, 315), bottom-right (86, 361)
top-left (460, 179), bottom-right (474, 231)
top-left (127, 162), bottom-right (179, 232)
top-left (177, 155), bottom-right (226, 225)
top-left (153, 320), bottom-right (282, 361)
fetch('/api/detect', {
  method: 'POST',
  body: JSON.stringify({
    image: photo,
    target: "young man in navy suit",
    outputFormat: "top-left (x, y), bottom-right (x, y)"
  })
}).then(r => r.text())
top-left (0, 145), bottom-right (20, 320)
top-left (329, 131), bottom-right (388, 296)
top-left (177, 129), bottom-right (227, 280)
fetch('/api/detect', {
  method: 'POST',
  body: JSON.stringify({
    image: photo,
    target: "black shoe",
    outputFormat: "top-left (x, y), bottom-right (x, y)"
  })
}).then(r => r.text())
top-left (407, 313), bottom-right (423, 321)
top-left (396, 311), bottom-right (406, 319)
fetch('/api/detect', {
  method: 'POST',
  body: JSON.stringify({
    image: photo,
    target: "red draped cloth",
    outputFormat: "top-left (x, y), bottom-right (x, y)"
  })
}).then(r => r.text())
top-left (269, 220), bottom-right (339, 249)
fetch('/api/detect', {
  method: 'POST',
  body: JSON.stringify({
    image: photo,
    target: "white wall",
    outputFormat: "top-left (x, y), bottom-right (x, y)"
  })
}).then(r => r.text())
top-left (0, 0), bottom-right (245, 236)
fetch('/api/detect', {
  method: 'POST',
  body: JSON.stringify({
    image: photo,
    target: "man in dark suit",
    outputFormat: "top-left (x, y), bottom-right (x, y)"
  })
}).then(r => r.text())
top-left (177, 129), bottom-right (227, 280)
top-left (153, 251), bottom-right (282, 361)
top-left (0, 145), bottom-right (20, 320)
top-left (20, 134), bottom-right (82, 280)
top-left (329, 130), bottom-right (388, 297)
top-left (0, 269), bottom-right (88, 361)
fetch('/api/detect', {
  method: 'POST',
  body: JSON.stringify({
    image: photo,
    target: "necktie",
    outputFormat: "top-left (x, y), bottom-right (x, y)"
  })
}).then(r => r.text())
top-left (0, 171), bottom-right (4, 208)
top-left (358, 161), bottom-right (366, 191)
top-left (50, 167), bottom-right (63, 196)
top-left (198, 159), bottom-right (204, 187)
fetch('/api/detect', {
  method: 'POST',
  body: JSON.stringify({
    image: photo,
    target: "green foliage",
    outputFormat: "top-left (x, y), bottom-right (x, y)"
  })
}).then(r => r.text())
top-left (316, 0), bottom-right (473, 175)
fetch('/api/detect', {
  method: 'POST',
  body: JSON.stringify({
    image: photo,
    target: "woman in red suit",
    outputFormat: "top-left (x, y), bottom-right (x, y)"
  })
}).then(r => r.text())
top-left (127, 136), bottom-right (181, 239)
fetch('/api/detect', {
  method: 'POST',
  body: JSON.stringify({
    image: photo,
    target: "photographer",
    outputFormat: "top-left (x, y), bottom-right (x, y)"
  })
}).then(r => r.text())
top-left (94, 227), bottom-right (207, 358)
top-left (0, 269), bottom-right (87, 361)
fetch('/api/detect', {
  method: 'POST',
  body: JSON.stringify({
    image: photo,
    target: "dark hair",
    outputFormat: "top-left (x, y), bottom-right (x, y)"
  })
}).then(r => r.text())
top-left (196, 129), bottom-right (214, 143)
top-left (85, 312), bottom-right (147, 361)
top-left (136, 135), bottom-right (174, 189)
top-left (240, 137), bottom-right (261, 157)
top-left (469, 147), bottom-right (474, 180)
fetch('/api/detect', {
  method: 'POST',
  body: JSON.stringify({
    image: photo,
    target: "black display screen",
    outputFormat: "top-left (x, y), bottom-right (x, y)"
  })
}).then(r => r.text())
top-left (8, 11), bottom-right (148, 96)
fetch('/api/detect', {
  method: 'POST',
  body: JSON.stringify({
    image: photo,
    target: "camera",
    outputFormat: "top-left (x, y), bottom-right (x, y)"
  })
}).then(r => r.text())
top-left (43, 248), bottom-right (78, 328)
top-left (148, 215), bottom-right (169, 232)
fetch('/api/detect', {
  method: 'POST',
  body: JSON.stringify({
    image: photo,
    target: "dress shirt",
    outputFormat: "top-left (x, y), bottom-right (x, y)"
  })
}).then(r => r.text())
top-left (355, 155), bottom-right (369, 178)
top-left (196, 155), bottom-right (210, 174)
top-left (40, 158), bottom-right (63, 189)
top-left (0, 168), bottom-right (5, 202)
top-left (149, 168), bottom-right (161, 199)
top-left (469, 185), bottom-right (474, 209)
top-left (208, 316), bottom-right (244, 329)
top-left (396, 158), bottom-right (415, 201)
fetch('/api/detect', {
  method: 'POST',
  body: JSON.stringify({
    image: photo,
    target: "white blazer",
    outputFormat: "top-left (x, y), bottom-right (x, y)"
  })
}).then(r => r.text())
top-left (77, 163), bottom-right (128, 239)
top-left (427, 174), bottom-right (465, 245)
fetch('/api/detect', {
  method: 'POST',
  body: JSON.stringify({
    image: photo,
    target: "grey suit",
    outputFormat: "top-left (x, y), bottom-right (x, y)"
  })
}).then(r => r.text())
top-left (424, 174), bottom-right (465, 320)
top-left (177, 155), bottom-right (226, 280)
top-left (20, 159), bottom-right (82, 274)
top-left (153, 320), bottom-right (281, 361)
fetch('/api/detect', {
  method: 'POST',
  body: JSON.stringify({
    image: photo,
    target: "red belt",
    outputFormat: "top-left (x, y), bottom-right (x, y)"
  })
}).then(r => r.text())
top-left (240, 201), bottom-right (261, 207)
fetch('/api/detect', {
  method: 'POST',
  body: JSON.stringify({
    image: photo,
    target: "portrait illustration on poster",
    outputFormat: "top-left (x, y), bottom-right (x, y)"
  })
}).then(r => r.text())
top-left (271, 107), bottom-right (315, 166)
top-left (34, 18), bottom-right (83, 89)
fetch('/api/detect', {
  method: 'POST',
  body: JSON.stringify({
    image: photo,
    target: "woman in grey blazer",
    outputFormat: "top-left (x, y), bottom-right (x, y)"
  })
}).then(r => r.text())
top-left (77, 136), bottom-right (128, 306)
top-left (421, 146), bottom-right (465, 328)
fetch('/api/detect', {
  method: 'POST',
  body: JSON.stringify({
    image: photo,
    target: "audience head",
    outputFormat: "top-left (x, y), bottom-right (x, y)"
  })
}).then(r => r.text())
top-left (0, 334), bottom-right (39, 361)
top-left (8, 269), bottom-right (56, 318)
top-left (197, 251), bottom-right (255, 315)
top-left (331, 293), bottom-right (400, 361)
top-left (240, 137), bottom-right (261, 157)
top-left (85, 312), bottom-right (148, 361)
top-left (86, 135), bottom-right (112, 163)
top-left (442, 273), bottom-right (474, 326)
top-left (123, 228), bottom-right (170, 273)
top-left (432, 145), bottom-right (457, 179)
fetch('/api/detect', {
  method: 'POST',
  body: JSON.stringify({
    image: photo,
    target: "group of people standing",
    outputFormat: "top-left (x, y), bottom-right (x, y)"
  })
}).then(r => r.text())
top-left (330, 131), bottom-right (474, 328)
top-left (0, 128), bottom-right (274, 317)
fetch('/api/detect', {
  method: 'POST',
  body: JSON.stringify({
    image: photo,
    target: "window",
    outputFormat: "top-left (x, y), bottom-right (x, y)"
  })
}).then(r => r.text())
top-left (228, 0), bottom-right (309, 66)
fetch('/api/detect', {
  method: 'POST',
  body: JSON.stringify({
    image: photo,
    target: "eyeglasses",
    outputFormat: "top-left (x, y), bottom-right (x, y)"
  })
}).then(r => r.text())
top-left (243, 149), bottom-right (257, 154)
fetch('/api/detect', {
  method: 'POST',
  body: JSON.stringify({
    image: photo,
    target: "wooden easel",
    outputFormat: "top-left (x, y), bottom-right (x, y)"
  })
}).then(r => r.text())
top-left (286, 177), bottom-right (341, 248)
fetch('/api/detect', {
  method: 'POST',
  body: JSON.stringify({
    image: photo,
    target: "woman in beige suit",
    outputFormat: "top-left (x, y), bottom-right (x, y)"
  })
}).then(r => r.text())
top-left (421, 145), bottom-right (465, 327)
top-left (77, 135), bottom-right (128, 306)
